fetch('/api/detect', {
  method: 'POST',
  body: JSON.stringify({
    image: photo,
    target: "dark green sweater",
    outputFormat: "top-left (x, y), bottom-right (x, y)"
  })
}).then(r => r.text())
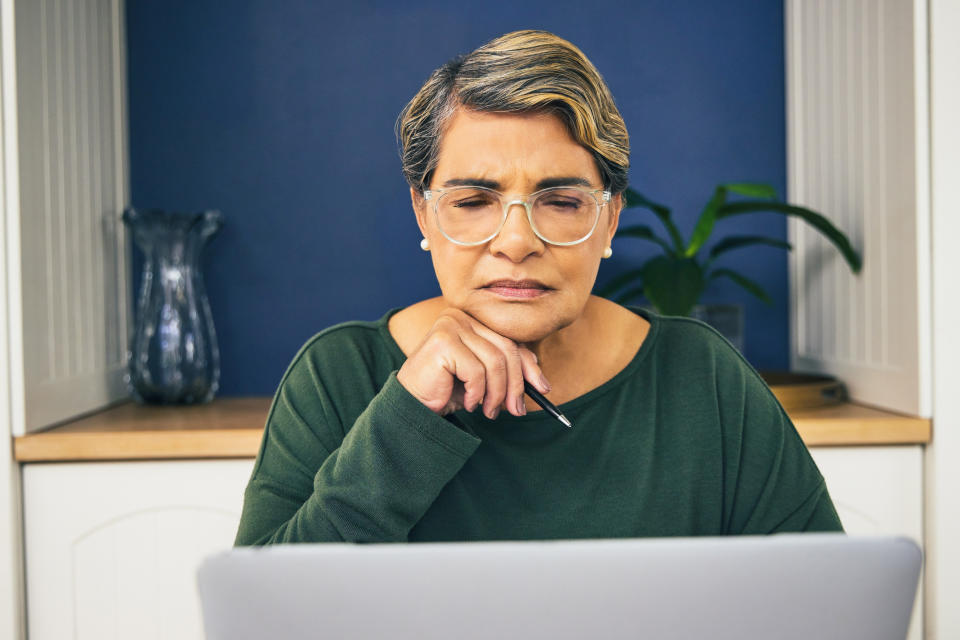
top-left (235, 307), bottom-right (842, 545)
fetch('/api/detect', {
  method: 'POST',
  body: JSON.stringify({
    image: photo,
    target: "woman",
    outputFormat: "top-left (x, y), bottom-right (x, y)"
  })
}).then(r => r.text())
top-left (235, 30), bottom-right (842, 545)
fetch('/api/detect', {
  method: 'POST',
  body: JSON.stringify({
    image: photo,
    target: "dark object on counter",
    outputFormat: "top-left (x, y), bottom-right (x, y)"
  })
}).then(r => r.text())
top-left (122, 208), bottom-right (223, 405)
top-left (759, 371), bottom-right (848, 411)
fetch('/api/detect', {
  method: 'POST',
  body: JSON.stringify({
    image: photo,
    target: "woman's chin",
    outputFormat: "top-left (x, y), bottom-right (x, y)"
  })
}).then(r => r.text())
top-left (470, 303), bottom-right (570, 344)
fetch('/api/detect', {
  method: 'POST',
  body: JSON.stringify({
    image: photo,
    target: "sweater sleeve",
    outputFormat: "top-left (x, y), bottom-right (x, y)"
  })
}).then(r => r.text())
top-left (234, 349), bottom-right (482, 545)
top-left (714, 339), bottom-right (845, 535)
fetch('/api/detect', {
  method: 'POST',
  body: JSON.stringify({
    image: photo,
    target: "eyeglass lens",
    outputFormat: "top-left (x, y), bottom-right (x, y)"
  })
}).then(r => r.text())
top-left (436, 187), bottom-right (599, 245)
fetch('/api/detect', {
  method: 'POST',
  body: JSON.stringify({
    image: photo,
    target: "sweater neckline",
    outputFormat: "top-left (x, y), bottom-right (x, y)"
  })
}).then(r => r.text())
top-left (375, 304), bottom-right (662, 421)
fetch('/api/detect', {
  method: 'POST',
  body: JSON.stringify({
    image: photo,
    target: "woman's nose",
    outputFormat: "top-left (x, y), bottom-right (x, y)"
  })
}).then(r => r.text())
top-left (488, 201), bottom-right (545, 261)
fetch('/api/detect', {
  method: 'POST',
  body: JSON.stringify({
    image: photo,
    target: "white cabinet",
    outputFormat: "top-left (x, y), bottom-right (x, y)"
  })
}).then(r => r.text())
top-left (22, 460), bottom-right (254, 640)
top-left (21, 448), bottom-right (924, 640)
top-left (810, 446), bottom-right (924, 640)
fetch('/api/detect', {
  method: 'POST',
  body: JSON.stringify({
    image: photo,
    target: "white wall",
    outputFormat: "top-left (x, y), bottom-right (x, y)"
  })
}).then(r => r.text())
top-left (925, 0), bottom-right (960, 636)
top-left (0, 0), bottom-right (26, 635)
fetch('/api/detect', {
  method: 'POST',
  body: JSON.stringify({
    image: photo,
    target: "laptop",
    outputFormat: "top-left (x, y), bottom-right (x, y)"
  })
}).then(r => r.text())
top-left (196, 534), bottom-right (921, 640)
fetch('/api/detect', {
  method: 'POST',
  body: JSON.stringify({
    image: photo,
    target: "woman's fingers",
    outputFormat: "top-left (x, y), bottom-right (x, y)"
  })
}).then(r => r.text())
top-left (396, 308), bottom-right (553, 419)
top-left (462, 315), bottom-right (551, 417)
top-left (398, 315), bottom-right (482, 415)
top-left (455, 328), bottom-right (514, 418)
top-left (444, 344), bottom-right (486, 414)
top-left (518, 347), bottom-right (550, 394)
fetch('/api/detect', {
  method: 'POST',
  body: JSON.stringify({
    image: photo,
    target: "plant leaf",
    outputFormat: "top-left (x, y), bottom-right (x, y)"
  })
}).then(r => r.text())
top-left (716, 201), bottom-right (862, 273)
top-left (722, 182), bottom-right (778, 199)
top-left (641, 256), bottom-right (706, 316)
top-left (708, 235), bottom-right (793, 260)
top-left (624, 187), bottom-right (670, 215)
top-left (623, 187), bottom-right (686, 254)
top-left (709, 268), bottom-right (773, 305)
top-left (595, 267), bottom-right (645, 298)
top-left (614, 224), bottom-right (675, 254)
top-left (613, 285), bottom-right (647, 306)
top-left (686, 185), bottom-right (727, 258)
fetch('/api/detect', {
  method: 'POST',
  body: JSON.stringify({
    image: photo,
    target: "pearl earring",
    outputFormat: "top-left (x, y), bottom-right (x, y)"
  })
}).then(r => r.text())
top-left (602, 247), bottom-right (613, 259)
top-left (420, 238), bottom-right (430, 251)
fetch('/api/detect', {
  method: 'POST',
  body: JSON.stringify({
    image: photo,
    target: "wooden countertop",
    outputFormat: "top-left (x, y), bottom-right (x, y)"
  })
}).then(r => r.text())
top-left (12, 397), bottom-right (932, 463)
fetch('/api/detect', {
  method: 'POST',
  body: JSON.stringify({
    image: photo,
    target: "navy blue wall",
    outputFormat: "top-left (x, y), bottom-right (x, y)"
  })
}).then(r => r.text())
top-left (126, 0), bottom-right (789, 396)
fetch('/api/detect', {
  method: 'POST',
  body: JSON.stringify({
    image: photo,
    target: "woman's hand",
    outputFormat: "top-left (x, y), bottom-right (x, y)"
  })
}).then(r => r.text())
top-left (396, 308), bottom-right (551, 419)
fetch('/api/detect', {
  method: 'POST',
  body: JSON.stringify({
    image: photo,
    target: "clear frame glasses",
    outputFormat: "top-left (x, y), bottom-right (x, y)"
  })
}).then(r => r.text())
top-left (423, 185), bottom-right (611, 247)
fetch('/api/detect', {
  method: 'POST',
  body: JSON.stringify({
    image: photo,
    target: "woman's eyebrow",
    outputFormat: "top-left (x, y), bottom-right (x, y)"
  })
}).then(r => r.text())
top-left (440, 176), bottom-right (594, 190)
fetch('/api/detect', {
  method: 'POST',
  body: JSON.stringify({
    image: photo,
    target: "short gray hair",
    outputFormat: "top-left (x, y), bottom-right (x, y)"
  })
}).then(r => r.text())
top-left (395, 30), bottom-right (630, 196)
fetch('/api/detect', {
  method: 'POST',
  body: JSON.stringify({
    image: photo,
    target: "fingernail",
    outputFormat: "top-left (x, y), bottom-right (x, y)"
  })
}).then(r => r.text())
top-left (517, 397), bottom-right (527, 416)
top-left (539, 374), bottom-right (552, 393)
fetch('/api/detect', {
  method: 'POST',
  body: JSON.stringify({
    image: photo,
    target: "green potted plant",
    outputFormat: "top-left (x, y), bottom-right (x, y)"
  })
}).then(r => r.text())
top-left (598, 182), bottom-right (862, 317)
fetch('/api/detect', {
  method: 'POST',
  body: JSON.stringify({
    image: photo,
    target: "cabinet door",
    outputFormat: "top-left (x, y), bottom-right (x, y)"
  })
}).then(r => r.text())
top-left (809, 446), bottom-right (923, 640)
top-left (22, 459), bottom-right (254, 640)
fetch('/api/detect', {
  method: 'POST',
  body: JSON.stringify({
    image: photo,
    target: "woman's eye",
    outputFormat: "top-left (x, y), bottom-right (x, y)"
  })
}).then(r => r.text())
top-left (454, 199), bottom-right (492, 209)
top-left (544, 199), bottom-right (580, 209)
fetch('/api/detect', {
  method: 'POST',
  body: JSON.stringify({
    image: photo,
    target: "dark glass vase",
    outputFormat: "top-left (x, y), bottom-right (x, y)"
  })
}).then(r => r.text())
top-left (122, 208), bottom-right (223, 404)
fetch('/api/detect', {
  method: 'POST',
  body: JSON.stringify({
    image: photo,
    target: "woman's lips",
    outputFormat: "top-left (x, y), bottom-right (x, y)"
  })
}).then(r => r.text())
top-left (482, 279), bottom-right (552, 299)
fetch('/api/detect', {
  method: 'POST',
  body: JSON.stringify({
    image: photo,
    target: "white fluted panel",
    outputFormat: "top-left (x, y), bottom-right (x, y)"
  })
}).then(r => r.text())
top-left (14, 0), bottom-right (130, 434)
top-left (785, 0), bottom-right (931, 416)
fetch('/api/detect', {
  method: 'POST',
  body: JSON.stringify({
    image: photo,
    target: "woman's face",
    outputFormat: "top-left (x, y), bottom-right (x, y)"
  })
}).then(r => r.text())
top-left (411, 107), bottom-right (622, 344)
